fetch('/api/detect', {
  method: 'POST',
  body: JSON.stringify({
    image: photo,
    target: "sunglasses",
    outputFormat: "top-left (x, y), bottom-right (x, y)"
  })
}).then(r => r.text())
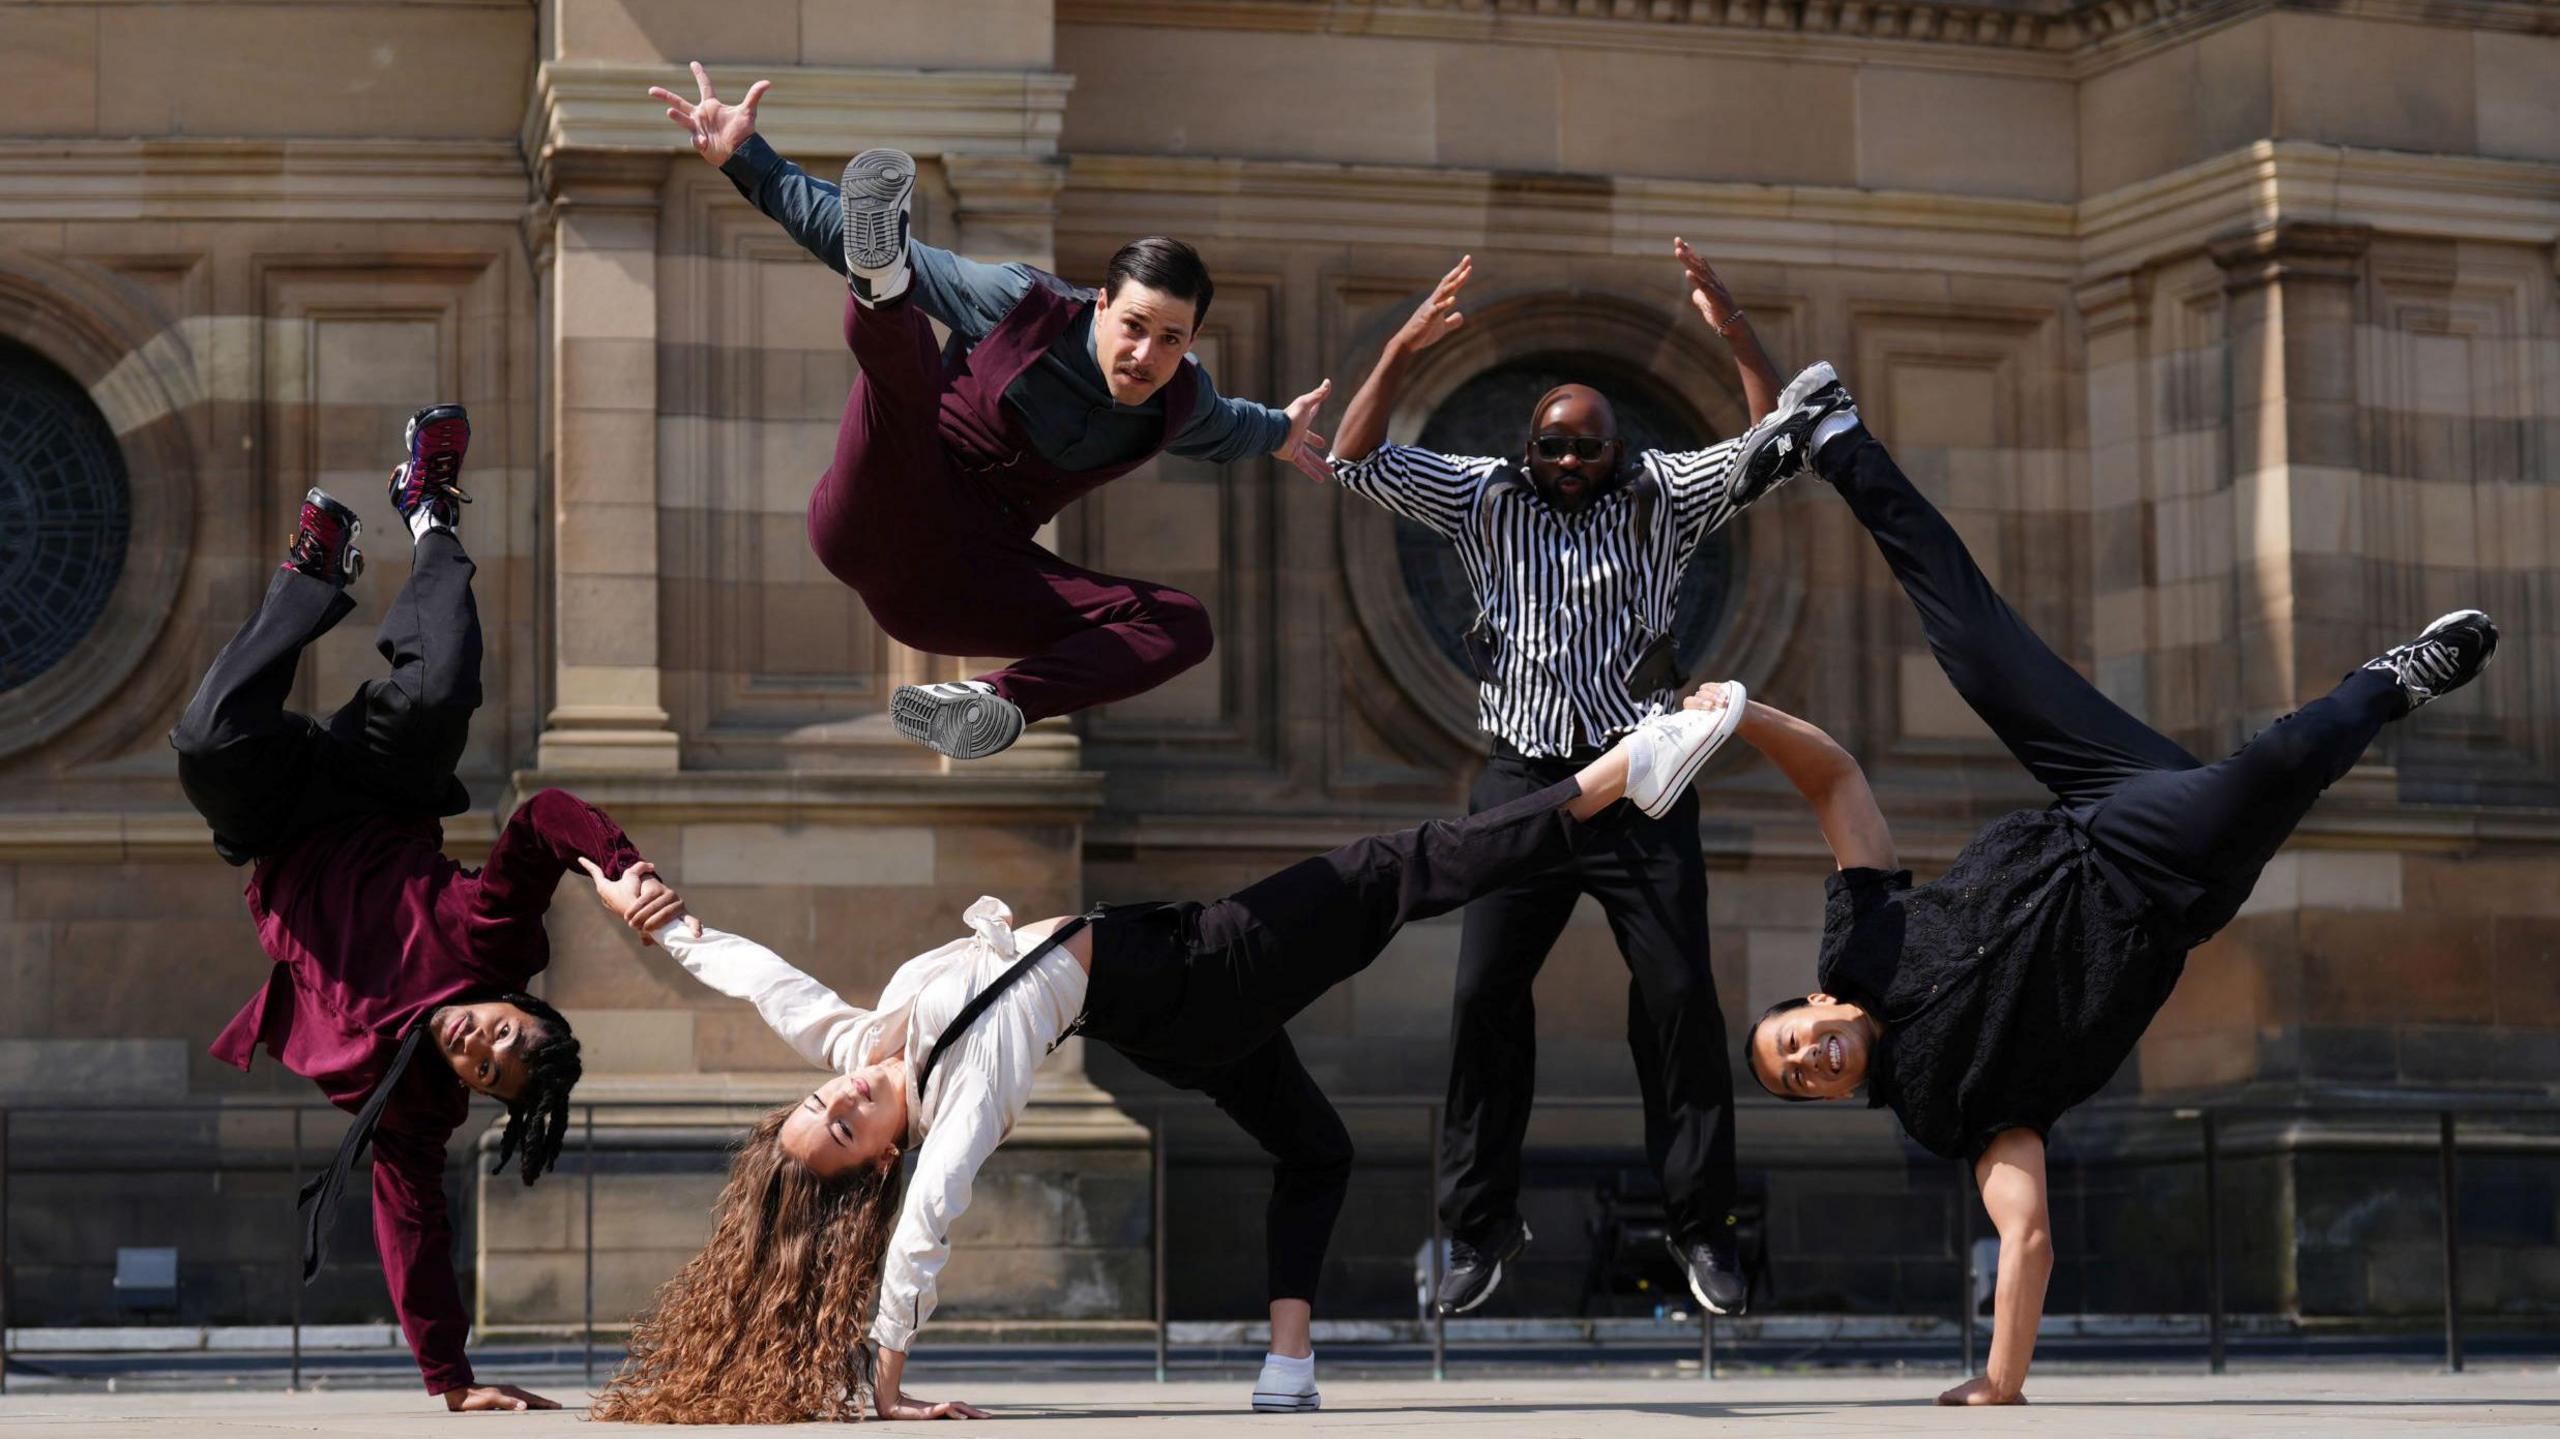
top-left (1531, 435), bottom-right (1616, 462)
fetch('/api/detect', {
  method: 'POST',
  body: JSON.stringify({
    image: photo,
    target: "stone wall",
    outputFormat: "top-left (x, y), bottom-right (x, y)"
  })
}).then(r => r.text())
top-left (1, 0), bottom-right (2555, 1336)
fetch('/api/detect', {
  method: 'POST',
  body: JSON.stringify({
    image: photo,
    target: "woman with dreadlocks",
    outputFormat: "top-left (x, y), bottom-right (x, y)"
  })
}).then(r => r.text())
top-left (594, 696), bottom-right (1750, 1422)
top-left (171, 404), bottom-right (688, 1413)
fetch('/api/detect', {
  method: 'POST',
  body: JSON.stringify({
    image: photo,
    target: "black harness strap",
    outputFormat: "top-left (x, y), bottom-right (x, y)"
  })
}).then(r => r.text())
top-left (916, 914), bottom-right (1093, 1100)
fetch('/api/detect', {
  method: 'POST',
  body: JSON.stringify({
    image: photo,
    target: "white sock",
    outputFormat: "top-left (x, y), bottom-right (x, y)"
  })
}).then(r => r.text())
top-left (1811, 409), bottom-right (1861, 464)
top-left (1261, 1349), bottom-right (1314, 1376)
top-left (406, 506), bottom-right (451, 545)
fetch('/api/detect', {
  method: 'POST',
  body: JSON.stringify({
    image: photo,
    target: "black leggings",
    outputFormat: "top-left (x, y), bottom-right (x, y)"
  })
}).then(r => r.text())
top-left (1824, 429), bottom-right (2405, 943)
top-left (1084, 779), bottom-right (1593, 1303)
top-left (169, 532), bottom-right (483, 863)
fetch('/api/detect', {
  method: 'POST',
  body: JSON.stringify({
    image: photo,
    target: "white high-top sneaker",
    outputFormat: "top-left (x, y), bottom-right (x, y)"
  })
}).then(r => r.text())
top-left (1249, 1351), bottom-right (1320, 1414)
top-left (1623, 681), bottom-right (1747, 819)
top-left (891, 680), bottom-right (1025, 760)
top-left (839, 148), bottom-right (916, 305)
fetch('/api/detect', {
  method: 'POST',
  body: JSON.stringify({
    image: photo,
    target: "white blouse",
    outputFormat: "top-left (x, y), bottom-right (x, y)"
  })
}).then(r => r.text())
top-left (655, 897), bottom-right (1088, 1353)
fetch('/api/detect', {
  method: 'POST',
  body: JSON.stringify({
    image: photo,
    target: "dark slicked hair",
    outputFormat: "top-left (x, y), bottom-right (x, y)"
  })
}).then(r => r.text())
top-left (490, 991), bottom-right (581, 1184)
top-left (1105, 236), bottom-right (1214, 326)
top-left (1748, 996), bottom-right (1820, 1103)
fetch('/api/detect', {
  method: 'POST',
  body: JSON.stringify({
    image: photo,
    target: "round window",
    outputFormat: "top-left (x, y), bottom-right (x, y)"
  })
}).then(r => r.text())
top-left (0, 343), bottom-right (131, 692)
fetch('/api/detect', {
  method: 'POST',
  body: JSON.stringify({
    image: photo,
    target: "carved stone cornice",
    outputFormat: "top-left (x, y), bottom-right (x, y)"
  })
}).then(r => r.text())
top-left (2208, 220), bottom-right (2374, 290)
top-left (520, 62), bottom-right (1076, 176)
top-left (0, 140), bottom-right (527, 224)
top-left (943, 152), bottom-right (1072, 226)
top-left (1058, 0), bottom-right (2560, 75)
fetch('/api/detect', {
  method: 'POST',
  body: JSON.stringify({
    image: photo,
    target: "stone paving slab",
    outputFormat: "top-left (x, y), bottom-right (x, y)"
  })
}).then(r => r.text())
top-left (3, 1369), bottom-right (2557, 1435)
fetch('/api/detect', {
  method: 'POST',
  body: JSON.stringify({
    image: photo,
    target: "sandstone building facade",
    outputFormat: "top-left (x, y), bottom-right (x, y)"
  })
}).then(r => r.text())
top-left (2, 0), bottom-right (2555, 1335)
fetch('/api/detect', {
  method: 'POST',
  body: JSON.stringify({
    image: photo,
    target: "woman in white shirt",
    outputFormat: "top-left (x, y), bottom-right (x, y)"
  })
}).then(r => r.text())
top-left (592, 690), bottom-right (1746, 1423)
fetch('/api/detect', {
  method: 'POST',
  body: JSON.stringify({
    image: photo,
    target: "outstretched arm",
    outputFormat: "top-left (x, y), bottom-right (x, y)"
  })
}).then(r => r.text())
top-left (638, 909), bottom-right (882, 1076)
top-left (1718, 695), bottom-right (1898, 872)
top-left (1334, 255), bottom-right (1470, 464)
top-left (869, 1077), bottom-right (1006, 1420)
top-left (1675, 239), bottom-right (1781, 424)
top-left (1942, 1128), bottom-right (2050, 1406)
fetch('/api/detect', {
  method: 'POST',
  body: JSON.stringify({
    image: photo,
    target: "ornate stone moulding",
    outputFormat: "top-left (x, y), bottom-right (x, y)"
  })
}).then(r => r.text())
top-left (521, 62), bottom-right (1077, 197)
top-left (1061, 0), bottom-right (2560, 69)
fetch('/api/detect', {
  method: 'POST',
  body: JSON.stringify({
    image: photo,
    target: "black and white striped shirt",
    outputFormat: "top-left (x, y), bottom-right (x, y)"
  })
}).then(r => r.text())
top-left (1334, 441), bottom-right (1746, 758)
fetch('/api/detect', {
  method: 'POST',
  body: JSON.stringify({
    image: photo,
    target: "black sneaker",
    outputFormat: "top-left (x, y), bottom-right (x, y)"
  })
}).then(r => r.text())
top-left (285, 487), bottom-right (364, 585)
top-left (1726, 361), bottom-right (1855, 506)
top-left (2362, 609), bottom-right (2498, 710)
top-left (891, 680), bottom-right (1025, 760)
top-left (1667, 1226), bottom-right (1751, 1317)
top-left (1433, 1218), bottom-right (1530, 1317)
top-left (390, 403), bottom-right (472, 533)
top-left (839, 148), bottom-right (916, 306)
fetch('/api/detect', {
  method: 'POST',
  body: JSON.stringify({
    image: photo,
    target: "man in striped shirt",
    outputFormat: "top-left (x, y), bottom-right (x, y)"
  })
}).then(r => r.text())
top-left (1327, 244), bottom-right (1794, 1317)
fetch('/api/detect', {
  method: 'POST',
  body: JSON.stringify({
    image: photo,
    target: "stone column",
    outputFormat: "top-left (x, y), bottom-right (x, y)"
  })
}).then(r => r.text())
top-left (2210, 221), bottom-right (2374, 728)
top-left (533, 150), bottom-right (682, 772)
top-left (2076, 269), bottom-right (2155, 718)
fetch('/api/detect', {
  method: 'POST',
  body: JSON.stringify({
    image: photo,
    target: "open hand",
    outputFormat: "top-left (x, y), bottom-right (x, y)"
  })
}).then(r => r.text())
top-left (1674, 237), bottom-right (1746, 336)
top-left (1270, 378), bottom-right (1334, 464)
top-left (877, 1391), bottom-right (991, 1421)
top-left (443, 1383), bottom-right (560, 1412)
top-left (1282, 430), bottom-right (1333, 484)
top-left (577, 857), bottom-right (698, 946)
top-left (648, 61), bottom-right (769, 168)
top-left (1391, 254), bottom-right (1471, 356)
top-left (1681, 681), bottom-right (1739, 718)
top-left (1936, 1377), bottom-right (2026, 1406)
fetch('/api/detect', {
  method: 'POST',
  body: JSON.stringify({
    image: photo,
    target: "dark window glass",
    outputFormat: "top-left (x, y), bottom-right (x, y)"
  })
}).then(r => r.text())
top-left (0, 343), bottom-right (131, 692)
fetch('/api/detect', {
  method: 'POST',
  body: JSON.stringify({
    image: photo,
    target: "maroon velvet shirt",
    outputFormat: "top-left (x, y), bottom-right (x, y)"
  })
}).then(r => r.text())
top-left (209, 788), bottom-right (641, 1394)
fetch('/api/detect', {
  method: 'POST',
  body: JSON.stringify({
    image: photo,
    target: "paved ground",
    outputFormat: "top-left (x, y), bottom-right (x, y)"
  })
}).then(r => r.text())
top-left (2, 1369), bottom-right (2555, 1435)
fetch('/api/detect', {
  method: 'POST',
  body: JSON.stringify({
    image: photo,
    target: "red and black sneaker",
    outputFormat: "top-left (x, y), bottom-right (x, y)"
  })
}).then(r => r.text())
top-left (390, 403), bottom-right (472, 533)
top-left (285, 487), bottom-right (364, 585)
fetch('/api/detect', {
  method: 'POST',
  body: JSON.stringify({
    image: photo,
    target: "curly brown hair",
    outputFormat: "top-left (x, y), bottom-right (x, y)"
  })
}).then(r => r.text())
top-left (591, 1104), bottom-right (902, 1423)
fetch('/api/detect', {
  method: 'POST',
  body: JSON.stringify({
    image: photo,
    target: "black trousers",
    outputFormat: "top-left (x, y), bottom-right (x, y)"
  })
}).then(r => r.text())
top-left (1438, 766), bottom-right (1735, 1247)
top-left (170, 532), bottom-right (483, 864)
top-left (1084, 777), bottom-right (1594, 1304)
top-left (1825, 428), bottom-right (2407, 944)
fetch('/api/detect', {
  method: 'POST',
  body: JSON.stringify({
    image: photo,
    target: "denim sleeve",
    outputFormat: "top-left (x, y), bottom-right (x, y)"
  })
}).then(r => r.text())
top-left (904, 243), bottom-right (1036, 346)
top-left (718, 133), bottom-right (846, 277)
top-left (1165, 358), bottom-right (1290, 464)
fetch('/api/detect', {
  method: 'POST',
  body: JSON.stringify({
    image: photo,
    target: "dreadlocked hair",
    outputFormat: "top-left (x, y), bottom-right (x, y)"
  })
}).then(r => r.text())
top-left (590, 1104), bottom-right (905, 1424)
top-left (489, 991), bottom-right (581, 1184)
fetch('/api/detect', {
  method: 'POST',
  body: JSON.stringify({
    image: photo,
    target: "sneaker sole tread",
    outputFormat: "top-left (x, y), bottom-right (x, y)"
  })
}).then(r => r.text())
top-left (892, 685), bottom-right (1022, 760)
top-left (841, 149), bottom-right (916, 274)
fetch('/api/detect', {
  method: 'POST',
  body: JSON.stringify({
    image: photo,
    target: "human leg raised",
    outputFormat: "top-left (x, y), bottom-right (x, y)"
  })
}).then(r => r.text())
top-left (170, 490), bottom-right (366, 862)
top-left (1805, 386), bottom-right (2202, 805)
top-left (2090, 611), bottom-right (2497, 942)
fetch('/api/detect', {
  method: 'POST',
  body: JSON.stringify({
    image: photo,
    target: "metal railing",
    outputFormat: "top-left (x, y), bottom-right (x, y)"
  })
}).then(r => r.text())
top-left (1, 1095), bottom-right (2553, 1395)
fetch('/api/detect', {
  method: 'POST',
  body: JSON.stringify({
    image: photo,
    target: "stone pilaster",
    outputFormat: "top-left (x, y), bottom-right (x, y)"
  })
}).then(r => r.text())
top-left (2209, 221), bottom-right (2374, 726)
top-left (533, 149), bottom-right (681, 772)
top-left (2075, 268), bottom-right (2154, 717)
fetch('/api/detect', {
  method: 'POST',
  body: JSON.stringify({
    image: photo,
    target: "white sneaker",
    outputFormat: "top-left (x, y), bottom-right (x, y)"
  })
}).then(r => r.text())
top-left (1623, 681), bottom-right (1747, 819)
top-left (839, 148), bottom-right (916, 306)
top-left (1249, 1355), bottom-right (1320, 1414)
top-left (891, 680), bottom-right (1024, 760)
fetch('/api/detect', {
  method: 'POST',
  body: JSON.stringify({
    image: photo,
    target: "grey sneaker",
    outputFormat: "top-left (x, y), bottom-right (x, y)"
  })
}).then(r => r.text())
top-left (892, 680), bottom-right (1024, 760)
top-left (1727, 361), bottom-right (1856, 506)
top-left (2362, 609), bottom-right (2497, 711)
top-left (839, 148), bottom-right (916, 305)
